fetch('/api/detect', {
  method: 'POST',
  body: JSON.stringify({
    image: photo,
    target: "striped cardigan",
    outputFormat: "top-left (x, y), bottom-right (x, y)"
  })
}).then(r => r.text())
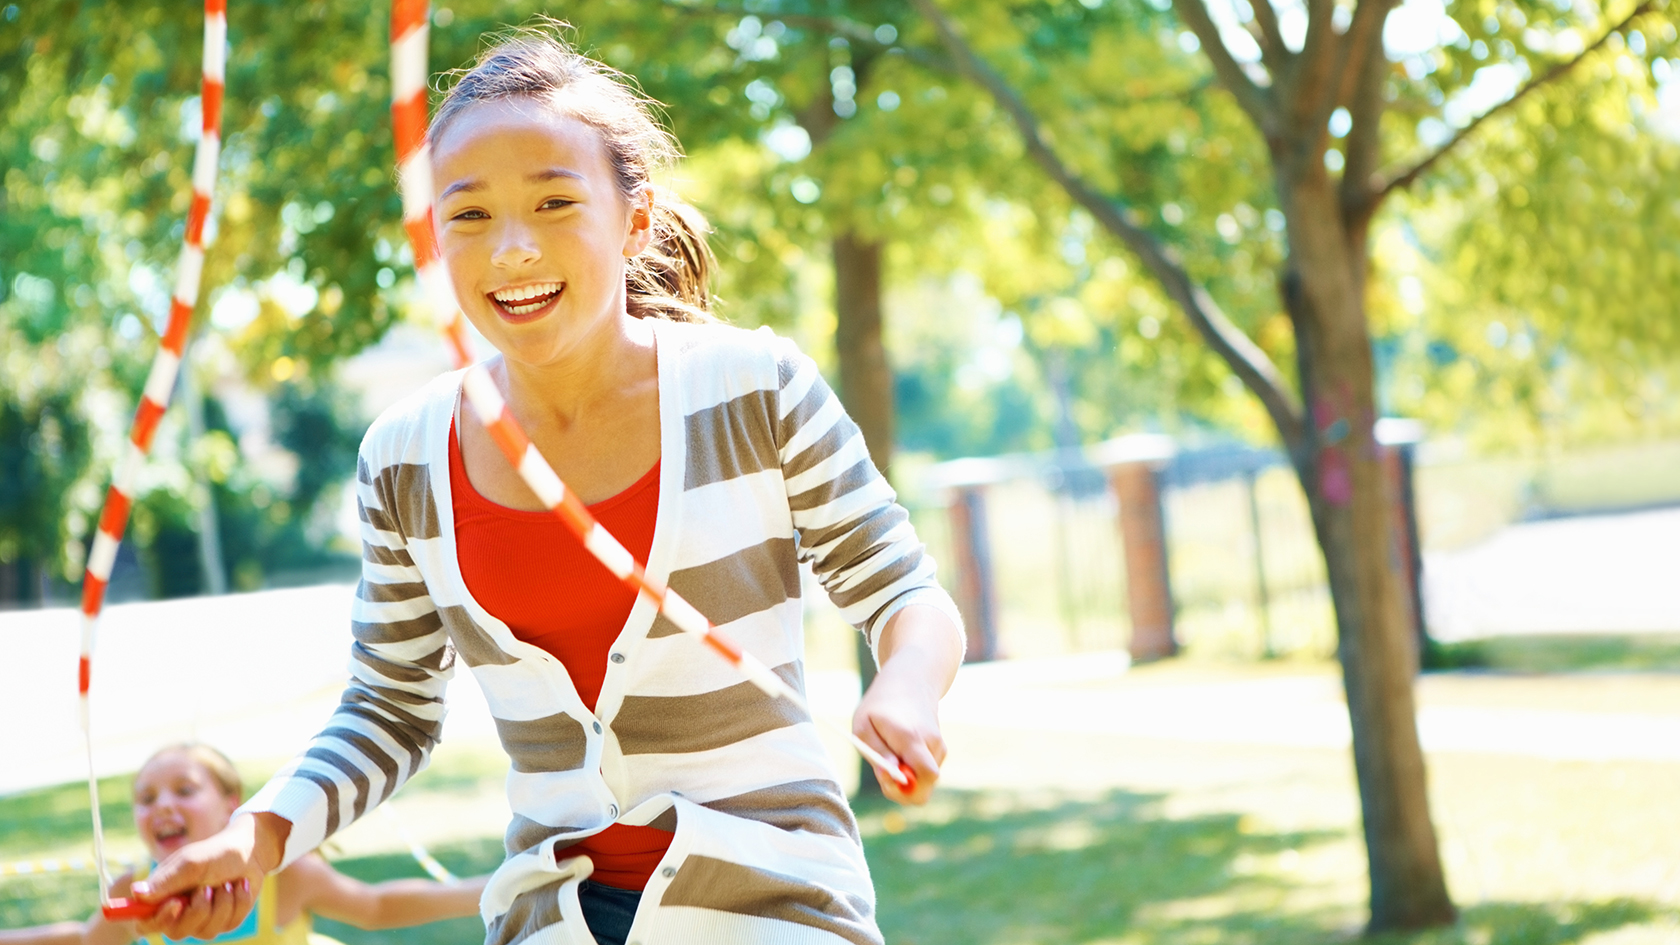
top-left (242, 319), bottom-right (963, 945)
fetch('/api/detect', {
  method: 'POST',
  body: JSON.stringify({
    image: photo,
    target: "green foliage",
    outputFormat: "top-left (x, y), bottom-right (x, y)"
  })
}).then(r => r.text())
top-left (0, 336), bottom-right (95, 580)
top-left (126, 377), bottom-right (365, 598)
top-left (1382, 17), bottom-right (1680, 449)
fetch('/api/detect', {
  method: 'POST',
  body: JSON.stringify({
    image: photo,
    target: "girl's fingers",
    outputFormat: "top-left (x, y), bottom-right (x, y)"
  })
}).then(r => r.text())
top-left (136, 894), bottom-right (185, 934)
top-left (203, 882), bottom-right (238, 936)
top-left (857, 714), bottom-right (941, 804)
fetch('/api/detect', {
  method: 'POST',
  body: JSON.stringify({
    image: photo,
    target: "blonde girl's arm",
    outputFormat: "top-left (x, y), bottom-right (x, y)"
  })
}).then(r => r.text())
top-left (282, 854), bottom-right (487, 930)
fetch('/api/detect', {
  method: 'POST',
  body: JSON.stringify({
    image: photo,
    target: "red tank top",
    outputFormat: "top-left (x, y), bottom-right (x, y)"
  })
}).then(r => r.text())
top-left (449, 419), bottom-right (672, 890)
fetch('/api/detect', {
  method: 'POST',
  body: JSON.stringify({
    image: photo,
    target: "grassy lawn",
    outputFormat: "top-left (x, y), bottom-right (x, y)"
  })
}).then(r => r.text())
top-left (1429, 634), bottom-right (1680, 673)
top-left (6, 658), bottom-right (1679, 944)
top-left (858, 788), bottom-right (1678, 945)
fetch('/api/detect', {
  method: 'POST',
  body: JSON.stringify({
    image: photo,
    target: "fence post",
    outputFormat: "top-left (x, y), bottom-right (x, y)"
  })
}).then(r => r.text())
top-left (947, 484), bottom-right (1001, 662)
top-left (1375, 419), bottom-right (1427, 671)
top-left (1244, 469), bottom-right (1275, 658)
top-left (1111, 462), bottom-right (1176, 661)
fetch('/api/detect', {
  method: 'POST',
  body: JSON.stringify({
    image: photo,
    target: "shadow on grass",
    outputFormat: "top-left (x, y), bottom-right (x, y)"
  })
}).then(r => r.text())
top-left (1372, 900), bottom-right (1674, 945)
top-left (862, 789), bottom-right (1673, 945)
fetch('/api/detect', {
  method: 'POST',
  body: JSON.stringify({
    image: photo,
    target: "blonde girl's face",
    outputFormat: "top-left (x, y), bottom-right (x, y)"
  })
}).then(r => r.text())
top-left (431, 97), bottom-right (653, 367)
top-left (132, 753), bottom-right (240, 860)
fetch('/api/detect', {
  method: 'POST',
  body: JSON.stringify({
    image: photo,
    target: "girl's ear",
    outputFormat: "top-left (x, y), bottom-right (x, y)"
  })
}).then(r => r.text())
top-left (623, 187), bottom-right (655, 258)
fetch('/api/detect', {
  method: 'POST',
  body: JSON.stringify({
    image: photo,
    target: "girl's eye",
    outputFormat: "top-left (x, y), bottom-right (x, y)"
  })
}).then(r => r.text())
top-left (451, 209), bottom-right (488, 222)
top-left (539, 198), bottom-right (573, 211)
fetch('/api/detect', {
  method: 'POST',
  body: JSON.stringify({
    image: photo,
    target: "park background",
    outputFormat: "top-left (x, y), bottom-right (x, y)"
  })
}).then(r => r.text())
top-left (4, 0), bottom-right (1680, 942)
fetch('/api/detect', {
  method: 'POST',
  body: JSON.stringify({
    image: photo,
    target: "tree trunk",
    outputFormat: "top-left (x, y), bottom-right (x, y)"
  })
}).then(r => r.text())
top-left (833, 234), bottom-right (894, 475)
top-left (832, 232), bottom-right (892, 799)
top-left (1282, 175), bottom-right (1456, 931)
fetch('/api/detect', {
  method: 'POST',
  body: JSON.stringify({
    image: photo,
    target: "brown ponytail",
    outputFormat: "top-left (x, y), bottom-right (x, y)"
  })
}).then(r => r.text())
top-left (627, 188), bottom-right (716, 322)
top-left (432, 24), bottom-right (717, 323)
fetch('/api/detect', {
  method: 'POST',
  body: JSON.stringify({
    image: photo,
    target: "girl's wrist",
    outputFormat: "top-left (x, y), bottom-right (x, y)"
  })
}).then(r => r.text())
top-left (239, 812), bottom-right (292, 874)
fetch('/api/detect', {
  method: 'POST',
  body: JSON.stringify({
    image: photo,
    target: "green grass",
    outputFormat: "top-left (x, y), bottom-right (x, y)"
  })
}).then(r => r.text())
top-left (0, 774), bottom-right (136, 863)
top-left (9, 666), bottom-right (1680, 944)
top-left (858, 790), bottom-right (1679, 945)
top-left (1428, 634), bottom-right (1680, 673)
top-left (0, 838), bottom-right (504, 944)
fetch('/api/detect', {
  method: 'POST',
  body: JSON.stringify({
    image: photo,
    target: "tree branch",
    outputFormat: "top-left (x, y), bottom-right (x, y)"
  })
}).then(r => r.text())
top-left (1377, 0), bottom-right (1659, 198)
top-left (1171, 0), bottom-right (1277, 131)
top-left (656, 2), bottom-right (959, 74)
top-left (1250, 0), bottom-right (1290, 71)
top-left (1288, 0), bottom-right (1342, 132)
top-left (908, 0), bottom-right (1305, 451)
top-left (1337, 0), bottom-right (1399, 218)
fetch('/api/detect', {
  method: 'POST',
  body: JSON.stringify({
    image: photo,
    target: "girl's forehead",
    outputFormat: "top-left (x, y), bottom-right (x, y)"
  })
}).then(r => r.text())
top-left (433, 97), bottom-right (609, 173)
top-left (136, 752), bottom-right (211, 786)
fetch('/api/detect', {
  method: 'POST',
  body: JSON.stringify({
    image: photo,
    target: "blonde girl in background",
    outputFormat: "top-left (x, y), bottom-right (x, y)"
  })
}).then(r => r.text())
top-left (0, 744), bottom-right (486, 945)
top-left (134, 23), bottom-right (966, 945)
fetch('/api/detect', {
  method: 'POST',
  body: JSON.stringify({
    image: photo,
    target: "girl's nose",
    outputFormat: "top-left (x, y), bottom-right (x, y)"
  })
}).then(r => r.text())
top-left (491, 221), bottom-right (542, 269)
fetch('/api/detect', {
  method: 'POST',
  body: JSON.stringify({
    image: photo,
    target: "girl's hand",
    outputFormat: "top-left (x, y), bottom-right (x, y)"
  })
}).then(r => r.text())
top-left (851, 604), bottom-right (964, 805)
top-left (134, 812), bottom-right (289, 940)
top-left (853, 661), bottom-right (946, 804)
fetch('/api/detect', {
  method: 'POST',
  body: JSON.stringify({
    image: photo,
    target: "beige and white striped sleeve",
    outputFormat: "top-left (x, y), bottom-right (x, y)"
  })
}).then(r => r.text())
top-left (240, 454), bottom-right (454, 868)
top-left (772, 343), bottom-right (964, 666)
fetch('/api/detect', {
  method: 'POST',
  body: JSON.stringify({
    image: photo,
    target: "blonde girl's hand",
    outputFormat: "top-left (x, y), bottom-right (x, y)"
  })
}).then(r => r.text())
top-left (851, 604), bottom-right (965, 805)
top-left (134, 812), bottom-right (290, 940)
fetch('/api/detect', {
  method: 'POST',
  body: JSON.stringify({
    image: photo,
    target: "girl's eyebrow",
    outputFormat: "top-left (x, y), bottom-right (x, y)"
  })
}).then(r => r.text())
top-left (530, 168), bottom-right (585, 184)
top-left (440, 178), bottom-right (485, 200)
top-left (441, 168), bottom-right (585, 201)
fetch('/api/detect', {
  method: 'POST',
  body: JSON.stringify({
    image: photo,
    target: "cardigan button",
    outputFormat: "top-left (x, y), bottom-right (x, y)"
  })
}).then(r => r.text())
top-left (610, 652), bottom-right (626, 663)
top-left (592, 721), bottom-right (602, 734)
top-left (609, 805), bottom-right (619, 817)
top-left (661, 866), bottom-right (676, 879)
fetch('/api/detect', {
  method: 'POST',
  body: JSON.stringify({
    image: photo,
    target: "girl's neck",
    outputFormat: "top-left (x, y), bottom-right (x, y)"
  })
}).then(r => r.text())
top-left (496, 312), bottom-right (656, 428)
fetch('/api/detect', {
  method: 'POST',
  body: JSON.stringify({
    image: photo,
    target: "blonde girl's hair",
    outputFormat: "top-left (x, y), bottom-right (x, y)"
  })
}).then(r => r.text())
top-left (140, 743), bottom-right (243, 801)
top-left (431, 25), bottom-right (717, 323)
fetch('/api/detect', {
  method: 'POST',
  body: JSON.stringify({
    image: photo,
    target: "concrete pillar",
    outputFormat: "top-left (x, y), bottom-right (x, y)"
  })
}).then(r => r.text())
top-left (947, 485), bottom-right (1001, 662)
top-left (1109, 461), bottom-right (1176, 662)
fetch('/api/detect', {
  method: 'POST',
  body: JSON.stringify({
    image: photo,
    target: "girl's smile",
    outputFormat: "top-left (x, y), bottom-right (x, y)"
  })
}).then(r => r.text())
top-left (490, 280), bottom-right (565, 321)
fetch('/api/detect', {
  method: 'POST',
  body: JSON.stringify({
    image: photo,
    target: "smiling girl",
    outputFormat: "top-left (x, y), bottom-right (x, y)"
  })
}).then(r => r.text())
top-left (0, 744), bottom-right (484, 945)
top-left (134, 26), bottom-right (965, 945)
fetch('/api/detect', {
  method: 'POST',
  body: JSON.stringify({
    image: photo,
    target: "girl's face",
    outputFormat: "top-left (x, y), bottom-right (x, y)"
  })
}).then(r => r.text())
top-left (132, 753), bottom-right (240, 859)
top-left (431, 97), bottom-right (653, 368)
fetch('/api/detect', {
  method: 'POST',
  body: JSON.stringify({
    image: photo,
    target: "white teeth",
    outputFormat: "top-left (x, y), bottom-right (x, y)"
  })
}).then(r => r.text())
top-left (492, 282), bottom-right (561, 303)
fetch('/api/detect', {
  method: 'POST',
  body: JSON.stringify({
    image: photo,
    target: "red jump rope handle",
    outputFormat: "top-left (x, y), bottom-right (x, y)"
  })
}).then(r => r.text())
top-left (101, 898), bottom-right (158, 921)
top-left (896, 761), bottom-right (918, 794)
top-left (101, 894), bottom-right (193, 922)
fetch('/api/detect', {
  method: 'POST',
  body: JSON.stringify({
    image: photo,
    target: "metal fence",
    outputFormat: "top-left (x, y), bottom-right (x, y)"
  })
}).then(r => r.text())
top-left (917, 433), bottom-right (1412, 662)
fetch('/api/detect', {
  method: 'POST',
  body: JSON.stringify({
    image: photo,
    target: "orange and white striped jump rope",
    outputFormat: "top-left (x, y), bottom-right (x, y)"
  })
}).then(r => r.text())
top-left (82, 0), bottom-right (227, 922)
top-left (389, 3), bottom-right (915, 793)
